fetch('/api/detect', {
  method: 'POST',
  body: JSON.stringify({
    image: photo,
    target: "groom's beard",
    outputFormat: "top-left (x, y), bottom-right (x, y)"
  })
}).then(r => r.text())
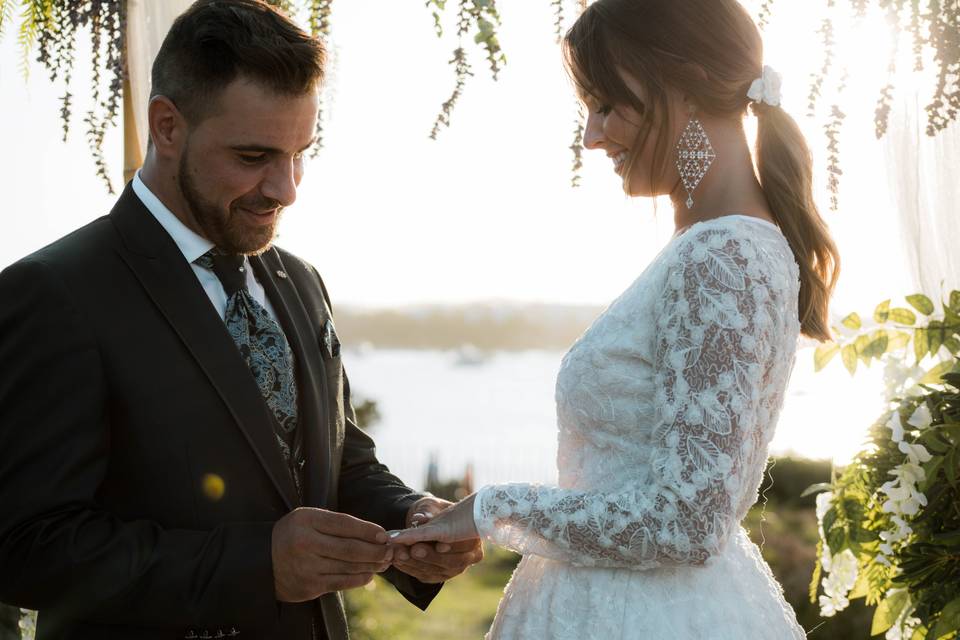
top-left (178, 150), bottom-right (283, 256)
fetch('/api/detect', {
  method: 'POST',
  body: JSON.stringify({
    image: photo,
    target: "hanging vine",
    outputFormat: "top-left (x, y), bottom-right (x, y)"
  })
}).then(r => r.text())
top-left (3, 0), bottom-right (959, 193)
top-left (806, 0), bottom-right (960, 204)
top-left (428, 0), bottom-right (506, 140)
top-left (2, 0), bottom-right (125, 193)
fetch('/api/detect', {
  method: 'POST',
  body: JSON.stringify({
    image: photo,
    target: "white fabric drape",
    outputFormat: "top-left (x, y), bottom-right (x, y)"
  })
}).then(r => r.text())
top-left (126, 0), bottom-right (194, 160)
top-left (883, 90), bottom-right (960, 300)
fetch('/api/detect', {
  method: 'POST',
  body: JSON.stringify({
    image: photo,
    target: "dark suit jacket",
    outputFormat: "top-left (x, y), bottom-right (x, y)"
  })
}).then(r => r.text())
top-left (0, 184), bottom-right (441, 639)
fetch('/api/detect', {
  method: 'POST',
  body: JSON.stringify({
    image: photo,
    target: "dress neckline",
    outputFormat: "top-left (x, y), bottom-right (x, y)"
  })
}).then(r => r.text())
top-left (672, 214), bottom-right (784, 240)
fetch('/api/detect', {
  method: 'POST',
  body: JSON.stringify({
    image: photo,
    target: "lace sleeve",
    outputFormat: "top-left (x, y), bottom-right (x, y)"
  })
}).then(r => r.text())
top-left (474, 229), bottom-right (791, 568)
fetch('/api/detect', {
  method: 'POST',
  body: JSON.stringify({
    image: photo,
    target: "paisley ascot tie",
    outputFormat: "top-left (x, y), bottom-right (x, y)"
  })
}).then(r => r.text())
top-left (195, 250), bottom-right (304, 498)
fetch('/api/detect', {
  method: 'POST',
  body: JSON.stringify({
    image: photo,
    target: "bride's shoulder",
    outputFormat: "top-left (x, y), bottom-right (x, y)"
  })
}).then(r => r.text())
top-left (666, 216), bottom-right (799, 290)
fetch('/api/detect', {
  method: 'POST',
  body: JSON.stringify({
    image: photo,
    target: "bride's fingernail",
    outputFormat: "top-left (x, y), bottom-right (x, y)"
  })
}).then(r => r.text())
top-left (388, 531), bottom-right (401, 539)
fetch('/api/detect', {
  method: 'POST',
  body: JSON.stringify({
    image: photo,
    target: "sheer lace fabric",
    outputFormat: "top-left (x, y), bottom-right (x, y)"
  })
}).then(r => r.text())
top-left (475, 217), bottom-right (806, 639)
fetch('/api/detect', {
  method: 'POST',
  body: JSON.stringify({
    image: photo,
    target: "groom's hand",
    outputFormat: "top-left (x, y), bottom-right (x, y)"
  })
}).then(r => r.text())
top-left (390, 496), bottom-right (483, 584)
top-left (271, 507), bottom-right (393, 603)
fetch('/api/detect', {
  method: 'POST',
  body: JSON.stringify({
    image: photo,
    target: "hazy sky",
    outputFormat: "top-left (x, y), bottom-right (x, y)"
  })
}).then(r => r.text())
top-left (1, 0), bottom-right (913, 311)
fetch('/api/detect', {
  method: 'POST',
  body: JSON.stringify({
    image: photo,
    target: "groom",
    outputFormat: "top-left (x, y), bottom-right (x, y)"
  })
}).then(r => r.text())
top-left (0, 1), bottom-right (481, 638)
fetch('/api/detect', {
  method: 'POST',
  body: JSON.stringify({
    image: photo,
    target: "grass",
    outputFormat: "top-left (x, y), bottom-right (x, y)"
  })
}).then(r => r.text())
top-left (345, 546), bottom-right (518, 640)
top-left (344, 502), bottom-right (875, 640)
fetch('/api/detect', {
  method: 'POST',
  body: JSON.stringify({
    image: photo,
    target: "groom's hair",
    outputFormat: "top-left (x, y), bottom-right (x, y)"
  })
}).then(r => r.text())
top-left (150, 0), bottom-right (325, 126)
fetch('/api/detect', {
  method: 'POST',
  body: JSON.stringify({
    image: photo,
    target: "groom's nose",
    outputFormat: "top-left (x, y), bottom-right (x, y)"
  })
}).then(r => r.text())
top-left (261, 157), bottom-right (299, 208)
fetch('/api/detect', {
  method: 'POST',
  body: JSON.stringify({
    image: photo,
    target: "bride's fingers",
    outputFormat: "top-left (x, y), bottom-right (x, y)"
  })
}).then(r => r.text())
top-left (388, 526), bottom-right (443, 545)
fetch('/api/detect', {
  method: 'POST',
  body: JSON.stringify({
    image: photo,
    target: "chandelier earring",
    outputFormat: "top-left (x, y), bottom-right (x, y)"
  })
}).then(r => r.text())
top-left (675, 105), bottom-right (716, 209)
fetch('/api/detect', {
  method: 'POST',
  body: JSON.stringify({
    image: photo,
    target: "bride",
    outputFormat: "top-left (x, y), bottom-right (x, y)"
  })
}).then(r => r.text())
top-left (391, 0), bottom-right (840, 637)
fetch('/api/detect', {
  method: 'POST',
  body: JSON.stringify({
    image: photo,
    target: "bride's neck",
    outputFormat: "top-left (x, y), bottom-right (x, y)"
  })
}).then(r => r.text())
top-left (670, 117), bottom-right (772, 231)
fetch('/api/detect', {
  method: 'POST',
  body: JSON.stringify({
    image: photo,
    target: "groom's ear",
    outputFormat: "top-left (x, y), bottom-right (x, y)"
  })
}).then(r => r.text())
top-left (147, 95), bottom-right (186, 159)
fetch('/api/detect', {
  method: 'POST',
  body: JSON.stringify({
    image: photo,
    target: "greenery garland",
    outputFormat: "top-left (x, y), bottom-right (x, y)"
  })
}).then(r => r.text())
top-left (787, 0), bottom-right (960, 209)
top-left (809, 291), bottom-right (960, 639)
top-left (1, 0), bottom-right (125, 193)
top-left (426, 0), bottom-right (506, 140)
top-left (2, 0), bottom-right (957, 194)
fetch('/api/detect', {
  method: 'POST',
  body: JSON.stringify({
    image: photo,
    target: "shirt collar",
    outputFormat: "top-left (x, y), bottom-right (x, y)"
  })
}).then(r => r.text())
top-left (132, 170), bottom-right (214, 264)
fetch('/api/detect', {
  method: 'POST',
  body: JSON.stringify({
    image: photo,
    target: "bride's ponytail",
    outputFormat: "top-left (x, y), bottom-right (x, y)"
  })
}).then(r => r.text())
top-left (754, 104), bottom-right (840, 342)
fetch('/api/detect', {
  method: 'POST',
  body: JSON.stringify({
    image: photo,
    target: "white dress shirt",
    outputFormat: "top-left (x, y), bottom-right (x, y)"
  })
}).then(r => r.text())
top-left (132, 170), bottom-right (279, 322)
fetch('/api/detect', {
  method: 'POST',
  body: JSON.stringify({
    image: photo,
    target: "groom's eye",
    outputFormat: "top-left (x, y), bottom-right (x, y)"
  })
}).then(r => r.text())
top-left (239, 153), bottom-right (267, 165)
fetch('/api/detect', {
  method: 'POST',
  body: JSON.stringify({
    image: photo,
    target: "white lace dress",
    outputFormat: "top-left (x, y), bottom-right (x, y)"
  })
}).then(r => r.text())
top-left (473, 216), bottom-right (807, 639)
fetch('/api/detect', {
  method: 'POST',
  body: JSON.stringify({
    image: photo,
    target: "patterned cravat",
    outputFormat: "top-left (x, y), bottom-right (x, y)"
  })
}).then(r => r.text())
top-left (194, 250), bottom-right (304, 498)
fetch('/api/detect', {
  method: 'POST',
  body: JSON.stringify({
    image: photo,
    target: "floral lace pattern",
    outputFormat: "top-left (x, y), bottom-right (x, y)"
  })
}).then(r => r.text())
top-left (475, 218), bottom-right (801, 570)
top-left (474, 218), bottom-right (806, 638)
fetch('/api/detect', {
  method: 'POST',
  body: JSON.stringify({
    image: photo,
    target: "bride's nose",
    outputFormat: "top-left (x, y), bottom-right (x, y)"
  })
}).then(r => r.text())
top-left (583, 112), bottom-right (606, 150)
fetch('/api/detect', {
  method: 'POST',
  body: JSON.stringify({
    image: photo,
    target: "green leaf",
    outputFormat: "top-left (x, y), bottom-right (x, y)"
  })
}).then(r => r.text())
top-left (842, 343), bottom-right (858, 375)
top-left (922, 457), bottom-right (945, 491)
top-left (950, 290), bottom-right (960, 312)
top-left (907, 294), bottom-right (935, 315)
top-left (801, 482), bottom-right (833, 497)
top-left (915, 328), bottom-right (929, 362)
top-left (944, 336), bottom-right (960, 355)
top-left (929, 595), bottom-right (960, 640)
top-left (871, 589), bottom-right (910, 635)
top-left (823, 504), bottom-right (836, 526)
top-left (887, 330), bottom-right (913, 352)
top-left (928, 320), bottom-right (945, 355)
top-left (874, 299), bottom-right (891, 323)
top-left (947, 448), bottom-right (959, 486)
top-left (848, 571), bottom-right (870, 599)
top-left (814, 342), bottom-right (840, 371)
top-left (841, 312), bottom-right (862, 330)
top-left (920, 361), bottom-right (955, 385)
top-left (890, 308), bottom-right (918, 326)
top-left (855, 334), bottom-right (874, 364)
top-left (826, 526), bottom-right (846, 554)
top-left (866, 330), bottom-right (890, 358)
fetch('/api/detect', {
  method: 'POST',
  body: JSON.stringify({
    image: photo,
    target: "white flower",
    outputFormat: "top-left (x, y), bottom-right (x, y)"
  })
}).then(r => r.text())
top-left (886, 412), bottom-right (905, 443)
top-left (888, 462), bottom-right (925, 486)
top-left (816, 491), bottom-right (834, 523)
top-left (747, 65), bottom-right (783, 107)
top-left (819, 592), bottom-right (849, 617)
top-left (820, 547), bottom-right (833, 571)
top-left (898, 441), bottom-right (932, 465)
top-left (828, 549), bottom-right (859, 593)
top-left (881, 479), bottom-right (928, 516)
top-left (890, 515), bottom-right (913, 538)
top-left (907, 404), bottom-right (933, 429)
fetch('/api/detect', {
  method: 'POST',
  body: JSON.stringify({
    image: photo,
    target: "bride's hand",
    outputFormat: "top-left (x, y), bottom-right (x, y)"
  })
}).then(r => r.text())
top-left (389, 494), bottom-right (479, 545)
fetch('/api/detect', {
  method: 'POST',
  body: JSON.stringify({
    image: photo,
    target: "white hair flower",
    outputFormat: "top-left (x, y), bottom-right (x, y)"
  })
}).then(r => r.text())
top-left (747, 65), bottom-right (782, 107)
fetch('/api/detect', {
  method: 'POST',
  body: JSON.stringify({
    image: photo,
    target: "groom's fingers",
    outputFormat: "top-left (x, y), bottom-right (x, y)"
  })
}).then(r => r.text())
top-left (395, 541), bottom-right (483, 574)
top-left (305, 507), bottom-right (388, 544)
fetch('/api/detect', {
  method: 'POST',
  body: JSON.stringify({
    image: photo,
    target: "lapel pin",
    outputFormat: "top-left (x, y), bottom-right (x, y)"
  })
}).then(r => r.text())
top-left (276, 269), bottom-right (288, 279)
top-left (322, 318), bottom-right (340, 358)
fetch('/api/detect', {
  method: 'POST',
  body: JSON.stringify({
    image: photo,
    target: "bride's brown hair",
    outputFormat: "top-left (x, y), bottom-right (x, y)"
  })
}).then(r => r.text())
top-left (564, 0), bottom-right (840, 342)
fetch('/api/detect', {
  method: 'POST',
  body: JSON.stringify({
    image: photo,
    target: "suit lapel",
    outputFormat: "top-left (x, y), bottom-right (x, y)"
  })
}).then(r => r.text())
top-left (252, 250), bottom-right (333, 508)
top-left (109, 185), bottom-right (299, 510)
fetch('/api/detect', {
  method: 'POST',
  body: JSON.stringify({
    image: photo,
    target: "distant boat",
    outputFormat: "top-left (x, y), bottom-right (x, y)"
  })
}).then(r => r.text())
top-left (454, 343), bottom-right (487, 366)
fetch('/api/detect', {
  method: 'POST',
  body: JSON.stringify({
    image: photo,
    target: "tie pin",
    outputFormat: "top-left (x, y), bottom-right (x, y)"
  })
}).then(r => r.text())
top-left (276, 270), bottom-right (288, 279)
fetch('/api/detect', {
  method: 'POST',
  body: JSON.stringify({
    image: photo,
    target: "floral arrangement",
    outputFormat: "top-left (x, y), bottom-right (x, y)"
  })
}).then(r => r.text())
top-left (809, 292), bottom-right (960, 639)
